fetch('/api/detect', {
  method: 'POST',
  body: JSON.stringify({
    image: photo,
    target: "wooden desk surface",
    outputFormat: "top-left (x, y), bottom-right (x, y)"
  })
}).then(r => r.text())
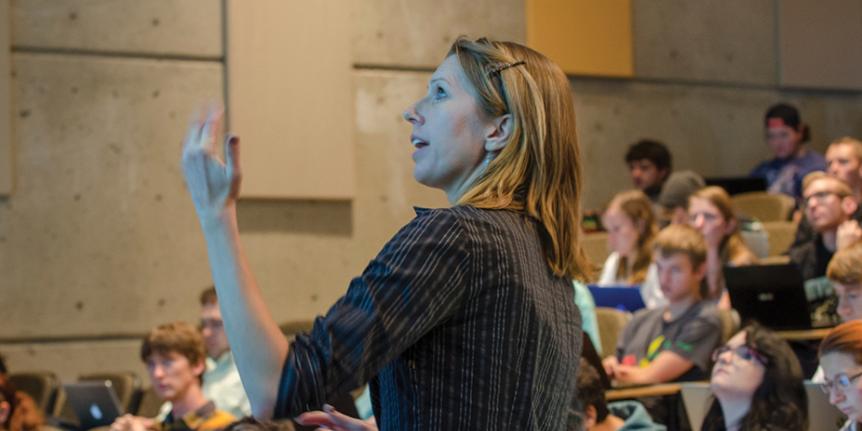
top-left (776, 328), bottom-right (832, 341)
top-left (606, 383), bottom-right (682, 401)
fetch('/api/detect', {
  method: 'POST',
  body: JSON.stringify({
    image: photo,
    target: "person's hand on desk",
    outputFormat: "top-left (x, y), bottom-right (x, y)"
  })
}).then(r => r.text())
top-left (109, 415), bottom-right (156, 431)
top-left (295, 404), bottom-right (377, 431)
top-left (601, 356), bottom-right (619, 379)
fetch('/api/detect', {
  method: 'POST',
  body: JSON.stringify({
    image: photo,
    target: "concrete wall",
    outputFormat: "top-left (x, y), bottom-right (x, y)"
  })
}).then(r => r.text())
top-left (2, 0), bottom-right (862, 380)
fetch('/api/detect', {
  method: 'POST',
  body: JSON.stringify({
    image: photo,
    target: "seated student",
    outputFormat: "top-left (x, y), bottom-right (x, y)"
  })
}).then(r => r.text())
top-left (818, 320), bottom-right (862, 431)
top-left (602, 224), bottom-right (722, 385)
top-left (598, 190), bottom-right (666, 309)
top-left (811, 241), bottom-right (862, 382)
top-left (750, 103), bottom-right (825, 200)
top-left (571, 359), bottom-right (665, 431)
top-left (688, 186), bottom-right (758, 308)
top-left (110, 322), bottom-right (235, 431)
top-left (159, 288), bottom-right (251, 420)
top-left (701, 323), bottom-right (808, 431)
top-left (656, 170), bottom-right (705, 227)
top-left (789, 172), bottom-right (862, 281)
top-left (625, 139), bottom-right (672, 204)
top-left (0, 356), bottom-right (44, 431)
top-left (793, 136), bottom-right (862, 248)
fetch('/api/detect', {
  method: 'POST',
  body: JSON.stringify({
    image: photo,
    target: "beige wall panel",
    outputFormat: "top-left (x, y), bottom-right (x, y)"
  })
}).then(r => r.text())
top-left (1, 54), bottom-right (222, 337)
top-left (0, 340), bottom-right (145, 382)
top-left (11, 0), bottom-right (221, 57)
top-left (778, 0), bottom-right (862, 90)
top-left (632, 0), bottom-right (777, 85)
top-left (1, 0), bottom-right (12, 195)
top-left (352, 0), bottom-right (525, 67)
top-left (227, 0), bottom-right (354, 199)
top-left (232, 70), bottom-right (447, 322)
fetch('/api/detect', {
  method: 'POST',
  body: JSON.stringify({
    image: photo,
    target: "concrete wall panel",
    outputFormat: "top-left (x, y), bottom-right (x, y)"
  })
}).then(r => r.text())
top-left (0, 340), bottom-right (145, 382)
top-left (1, 54), bottom-right (223, 337)
top-left (632, 0), bottom-right (777, 85)
top-left (11, 0), bottom-right (222, 57)
top-left (352, 0), bottom-right (525, 67)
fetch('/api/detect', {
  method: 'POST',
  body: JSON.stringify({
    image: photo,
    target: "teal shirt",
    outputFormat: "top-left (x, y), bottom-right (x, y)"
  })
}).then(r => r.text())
top-left (573, 281), bottom-right (601, 355)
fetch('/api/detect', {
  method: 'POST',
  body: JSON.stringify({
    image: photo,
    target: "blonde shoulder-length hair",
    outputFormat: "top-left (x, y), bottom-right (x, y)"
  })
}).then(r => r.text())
top-left (450, 37), bottom-right (589, 280)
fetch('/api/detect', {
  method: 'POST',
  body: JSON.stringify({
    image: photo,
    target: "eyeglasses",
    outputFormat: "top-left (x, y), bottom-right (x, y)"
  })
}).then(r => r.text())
top-left (820, 370), bottom-right (862, 394)
top-left (712, 345), bottom-right (768, 365)
top-left (803, 191), bottom-right (845, 205)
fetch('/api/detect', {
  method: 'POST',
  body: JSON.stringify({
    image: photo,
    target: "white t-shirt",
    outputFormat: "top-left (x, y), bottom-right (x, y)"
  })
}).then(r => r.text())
top-left (597, 252), bottom-right (667, 309)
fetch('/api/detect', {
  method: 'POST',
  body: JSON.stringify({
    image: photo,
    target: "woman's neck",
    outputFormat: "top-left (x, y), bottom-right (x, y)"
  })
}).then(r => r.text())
top-left (717, 395), bottom-right (752, 431)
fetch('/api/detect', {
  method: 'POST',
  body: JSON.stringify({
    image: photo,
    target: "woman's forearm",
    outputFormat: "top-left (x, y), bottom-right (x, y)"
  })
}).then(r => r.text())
top-left (201, 208), bottom-right (288, 419)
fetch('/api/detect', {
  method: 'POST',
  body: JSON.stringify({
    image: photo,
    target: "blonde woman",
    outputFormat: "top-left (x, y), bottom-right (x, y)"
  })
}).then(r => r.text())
top-left (598, 190), bottom-right (666, 308)
top-left (181, 37), bottom-right (590, 430)
top-left (688, 186), bottom-right (757, 308)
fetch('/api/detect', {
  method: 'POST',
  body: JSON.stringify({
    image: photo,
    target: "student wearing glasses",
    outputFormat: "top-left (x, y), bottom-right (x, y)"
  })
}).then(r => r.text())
top-left (819, 321), bottom-right (862, 431)
top-left (702, 323), bottom-right (808, 431)
top-left (789, 172), bottom-right (862, 281)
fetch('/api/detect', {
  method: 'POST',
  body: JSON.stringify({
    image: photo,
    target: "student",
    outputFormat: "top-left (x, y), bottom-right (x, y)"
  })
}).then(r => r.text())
top-left (818, 321), bottom-right (862, 431)
top-left (571, 359), bottom-right (665, 431)
top-left (789, 172), bottom-right (862, 281)
top-left (602, 224), bottom-right (721, 385)
top-left (750, 103), bottom-right (825, 200)
top-left (180, 37), bottom-right (590, 429)
top-left (656, 170), bottom-right (705, 227)
top-left (701, 324), bottom-right (808, 431)
top-left (0, 356), bottom-right (44, 431)
top-left (158, 289), bottom-right (251, 420)
top-left (793, 136), bottom-right (862, 247)
top-left (688, 186), bottom-right (758, 308)
top-left (598, 190), bottom-right (665, 308)
top-left (625, 139), bottom-right (672, 203)
top-left (811, 241), bottom-right (862, 382)
top-left (110, 322), bottom-right (235, 431)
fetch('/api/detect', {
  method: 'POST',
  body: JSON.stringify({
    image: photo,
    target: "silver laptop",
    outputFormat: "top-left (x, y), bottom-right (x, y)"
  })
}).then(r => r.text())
top-left (63, 381), bottom-right (124, 430)
top-left (681, 381), bottom-right (845, 431)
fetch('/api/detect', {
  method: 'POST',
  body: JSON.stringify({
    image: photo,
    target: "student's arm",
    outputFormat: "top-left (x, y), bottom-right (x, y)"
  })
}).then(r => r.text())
top-left (611, 351), bottom-right (693, 385)
top-left (181, 111), bottom-right (288, 418)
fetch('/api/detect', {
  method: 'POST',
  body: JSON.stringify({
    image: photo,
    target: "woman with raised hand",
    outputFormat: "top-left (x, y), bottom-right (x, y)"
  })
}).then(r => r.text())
top-left (702, 323), bottom-right (807, 431)
top-left (180, 37), bottom-right (589, 430)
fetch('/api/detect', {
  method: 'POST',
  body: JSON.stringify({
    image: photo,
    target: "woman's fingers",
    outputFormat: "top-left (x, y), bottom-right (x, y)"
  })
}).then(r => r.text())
top-left (199, 107), bottom-right (224, 154)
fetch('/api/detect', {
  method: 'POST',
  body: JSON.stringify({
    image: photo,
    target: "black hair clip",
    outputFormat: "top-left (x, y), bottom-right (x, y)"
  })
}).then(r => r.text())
top-left (486, 60), bottom-right (526, 76)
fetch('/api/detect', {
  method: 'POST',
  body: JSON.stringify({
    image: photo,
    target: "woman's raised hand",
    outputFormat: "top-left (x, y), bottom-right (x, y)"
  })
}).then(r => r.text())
top-left (181, 108), bottom-right (242, 225)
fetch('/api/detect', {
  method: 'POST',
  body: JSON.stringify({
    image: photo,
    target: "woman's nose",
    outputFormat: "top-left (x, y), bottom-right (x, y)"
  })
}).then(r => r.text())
top-left (403, 102), bottom-right (423, 125)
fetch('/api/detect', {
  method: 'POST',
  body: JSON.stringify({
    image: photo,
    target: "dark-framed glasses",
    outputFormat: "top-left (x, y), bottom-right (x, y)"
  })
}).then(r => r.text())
top-left (820, 370), bottom-right (862, 394)
top-left (711, 345), bottom-right (768, 365)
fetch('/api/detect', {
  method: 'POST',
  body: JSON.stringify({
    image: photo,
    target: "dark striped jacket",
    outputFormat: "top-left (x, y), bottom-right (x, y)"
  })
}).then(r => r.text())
top-left (275, 205), bottom-right (582, 430)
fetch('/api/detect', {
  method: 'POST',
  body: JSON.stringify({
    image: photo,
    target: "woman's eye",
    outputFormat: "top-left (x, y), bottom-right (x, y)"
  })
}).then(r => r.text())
top-left (433, 86), bottom-right (446, 99)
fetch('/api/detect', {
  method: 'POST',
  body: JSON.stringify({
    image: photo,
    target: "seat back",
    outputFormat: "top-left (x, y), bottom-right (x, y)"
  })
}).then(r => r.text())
top-left (581, 232), bottom-right (609, 279)
top-left (595, 307), bottom-right (631, 359)
top-left (8, 371), bottom-right (60, 414)
top-left (731, 191), bottom-right (795, 222)
top-left (132, 386), bottom-right (163, 417)
top-left (762, 220), bottom-right (798, 257)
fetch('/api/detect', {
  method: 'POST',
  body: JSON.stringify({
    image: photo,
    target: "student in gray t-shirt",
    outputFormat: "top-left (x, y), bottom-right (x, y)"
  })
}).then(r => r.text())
top-left (603, 224), bottom-right (722, 385)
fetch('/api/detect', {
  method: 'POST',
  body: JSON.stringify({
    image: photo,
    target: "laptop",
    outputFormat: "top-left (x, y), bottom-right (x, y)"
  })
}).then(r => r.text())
top-left (704, 176), bottom-right (766, 196)
top-left (63, 381), bottom-right (123, 430)
top-left (724, 264), bottom-right (836, 330)
top-left (587, 285), bottom-right (646, 313)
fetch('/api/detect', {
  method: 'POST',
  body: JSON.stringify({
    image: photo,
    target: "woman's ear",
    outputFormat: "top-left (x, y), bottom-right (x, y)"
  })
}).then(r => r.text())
top-left (724, 218), bottom-right (738, 236)
top-left (484, 114), bottom-right (512, 153)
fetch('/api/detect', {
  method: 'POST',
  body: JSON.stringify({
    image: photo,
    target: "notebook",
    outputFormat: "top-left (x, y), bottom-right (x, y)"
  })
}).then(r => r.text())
top-left (587, 285), bottom-right (646, 313)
